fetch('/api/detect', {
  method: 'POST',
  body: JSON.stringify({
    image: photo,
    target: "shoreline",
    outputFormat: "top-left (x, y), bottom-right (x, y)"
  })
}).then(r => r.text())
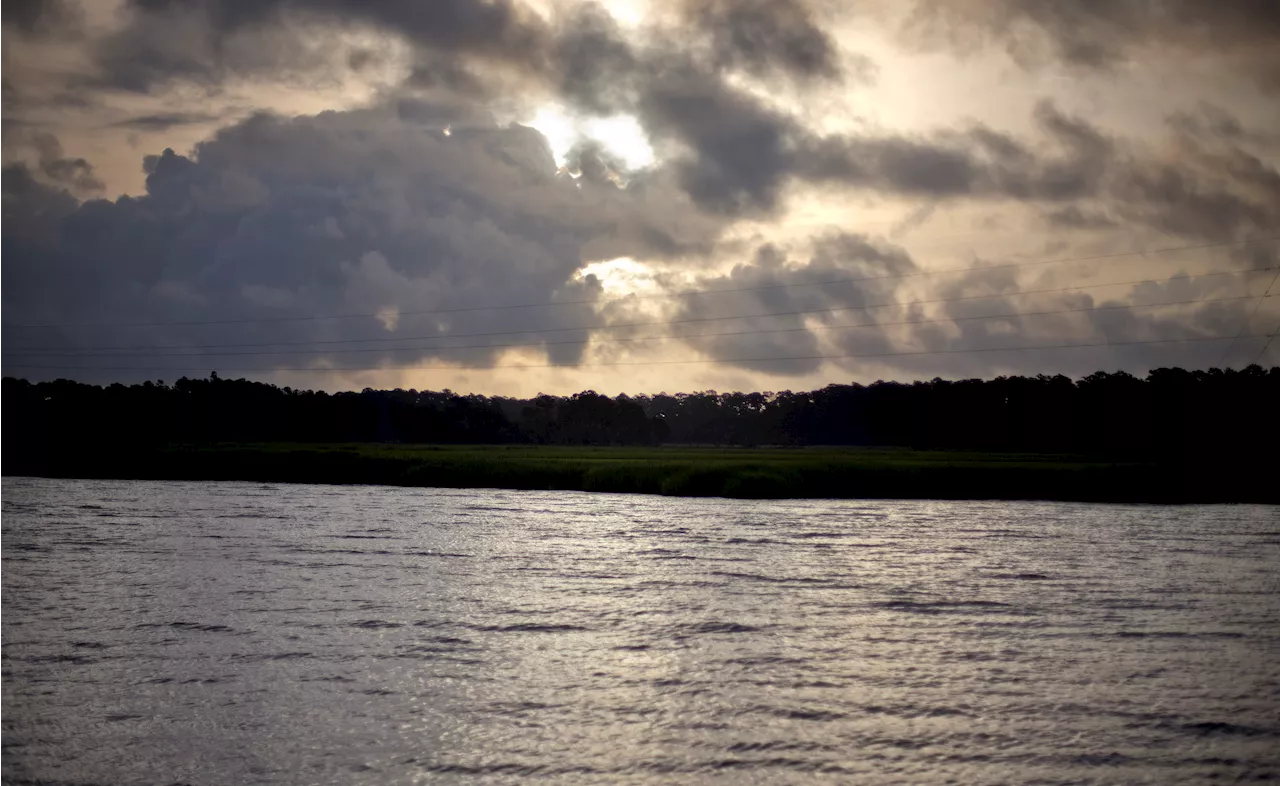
top-left (5, 443), bottom-right (1276, 504)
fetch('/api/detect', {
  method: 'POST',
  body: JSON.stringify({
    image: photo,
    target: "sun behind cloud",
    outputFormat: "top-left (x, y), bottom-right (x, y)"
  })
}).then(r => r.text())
top-left (527, 105), bottom-right (655, 171)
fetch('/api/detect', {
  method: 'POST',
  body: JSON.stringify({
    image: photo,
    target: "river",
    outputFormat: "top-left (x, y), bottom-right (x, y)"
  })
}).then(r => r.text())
top-left (3, 477), bottom-right (1278, 784)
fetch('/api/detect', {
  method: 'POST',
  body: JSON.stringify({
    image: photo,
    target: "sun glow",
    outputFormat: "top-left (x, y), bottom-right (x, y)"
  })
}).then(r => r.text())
top-left (575, 257), bottom-right (662, 297)
top-left (595, 0), bottom-right (649, 28)
top-left (527, 105), bottom-right (656, 171)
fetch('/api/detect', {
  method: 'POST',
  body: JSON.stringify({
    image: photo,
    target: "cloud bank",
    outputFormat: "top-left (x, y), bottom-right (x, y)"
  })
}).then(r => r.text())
top-left (3, 0), bottom-right (1277, 392)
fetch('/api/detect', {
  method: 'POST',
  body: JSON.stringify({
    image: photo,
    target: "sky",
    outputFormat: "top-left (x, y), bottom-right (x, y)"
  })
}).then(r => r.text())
top-left (3, 0), bottom-right (1279, 396)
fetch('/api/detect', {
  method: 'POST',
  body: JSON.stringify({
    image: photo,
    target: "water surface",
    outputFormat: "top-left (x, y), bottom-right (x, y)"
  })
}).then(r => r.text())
top-left (3, 478), bottom-right (1278, 784)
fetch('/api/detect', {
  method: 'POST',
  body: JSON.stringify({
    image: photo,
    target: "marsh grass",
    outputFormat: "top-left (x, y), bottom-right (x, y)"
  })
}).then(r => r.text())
top-left (24, 442), bottom-right (1207, 502)
top-left (17, 441), bottom-right (1271, 501)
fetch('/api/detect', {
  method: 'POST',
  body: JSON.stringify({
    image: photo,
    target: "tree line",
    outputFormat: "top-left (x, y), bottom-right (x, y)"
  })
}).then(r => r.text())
top-left (3, 365), bottom-right (1277, 460)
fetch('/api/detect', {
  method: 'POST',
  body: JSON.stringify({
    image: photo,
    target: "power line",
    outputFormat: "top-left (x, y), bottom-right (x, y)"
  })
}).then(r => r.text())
top-left (1251, 324), bottom-right (1280, 366)
top-left (6, 334), bottom-right (1269, 374)
top-left (1216, 268), bottom-right (1280, 368)
top-left (8, 267), bottom-right (1273, 354)
top-left (4, 236), bottom-right (1275, 330)
top-left (5, 294), bottom-right (1261, 359)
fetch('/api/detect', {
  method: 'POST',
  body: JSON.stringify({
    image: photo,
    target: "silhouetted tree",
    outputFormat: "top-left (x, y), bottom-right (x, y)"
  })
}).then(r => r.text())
top-left (4, 366), bottom-right (1278, 468)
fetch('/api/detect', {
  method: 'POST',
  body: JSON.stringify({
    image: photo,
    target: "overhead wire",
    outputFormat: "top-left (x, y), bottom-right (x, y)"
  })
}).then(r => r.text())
top-left (1250, 326), bottom-right (1280, 366)
top-left (1216, 267), bottom-right (1280, 368)
top-left (4, 235), bottom-right (1276, 330)
top-left (4, 293), bottom-right (1263, 360)
top-left (6, 236), bottom-right (1276, 377)
top-left (7, 267), bottom-right (1275, 354)
top-left (5, 335), bottom-right (1272, 374)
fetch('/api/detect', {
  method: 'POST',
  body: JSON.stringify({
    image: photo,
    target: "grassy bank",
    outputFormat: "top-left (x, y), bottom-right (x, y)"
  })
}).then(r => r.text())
top-left (6, 443), bottom-right (1275, 503)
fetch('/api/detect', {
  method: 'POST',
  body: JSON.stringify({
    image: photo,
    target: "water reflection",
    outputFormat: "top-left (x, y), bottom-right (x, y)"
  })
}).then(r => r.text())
top-left (3, 479), bottom-right (1278, 783)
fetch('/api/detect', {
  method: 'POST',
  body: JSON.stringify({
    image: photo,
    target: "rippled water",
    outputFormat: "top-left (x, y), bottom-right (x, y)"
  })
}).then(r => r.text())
top-left (3, 478), bottom-right (1279, 784)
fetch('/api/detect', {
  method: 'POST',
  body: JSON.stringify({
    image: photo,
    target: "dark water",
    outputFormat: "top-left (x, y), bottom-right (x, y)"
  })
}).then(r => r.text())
top-left (3, 478), bottom-right (1278, 785)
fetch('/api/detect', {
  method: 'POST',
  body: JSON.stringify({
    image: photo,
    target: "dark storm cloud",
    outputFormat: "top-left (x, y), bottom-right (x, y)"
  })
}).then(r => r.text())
top-left (164, 0), bottom-right (540, 55)
top-left (638, 65), bottom-right (799, 214)
top-left (798, 102), bottom-right (1280, 243)
top-left (50, 0), bottom-right (861, 217)
top-left (901, 0), bottom-right (1280, 91)
top-left (0, 105), bottom-right (721, 380)
top-left (9, 0), bottom-right (1276, 236)
top-left (2, 78), bottom-right (26, 117)
top-left (825, 245), bottom-right (1268, 381)
top-left (559, 53), bottom-right (1128, 219)
top-left (664, 234), bottom-right (917, 374)
top-left (680, 0), bottom-right (843, 82)
top-left (97, 0), bottom-right (848, 95)
top-left (1102, 110), bottom-right (1280, 242)
top-left (526, 2), bottom-right (865, 214)
top-left (798, 134), bottom-right (977, 196)
top-left (888, 202), bottom-right (937, 239)
top-left (6, 0), bottom-right (1278, 387)
top-left (563, 139), bottom-right (626, 186)
top-left (384, 95), bottom-right (501, 140)
top-left (2, 0), bottom-right (79, 35)
top-left (1043, 206), bottom-right (1118, 230)
top-left (30, 133), bottom-right (101, 193)
top-left (1167, 105), bottom-right (1280, 152)
top-left (10, 133), bottom-right (106, 194)
top-left (401, 54), bottom-right (492, 98)
top-left (107, 112), bottom-right (224, 131)
top-left (80, 0), bottom-right (550, 95)
top-left (2, 164), bottom-right (100, 346)
top-left (3, 0), bottom-right (53, 32)
top-left (3, 106), bottom-right (1271, 384)
top-left (551, 3), bottom-right (639, 114)
top-left (794, 100), bottom-right (1114, 202)
top-left (1108, 165), bottom-right (1275, 242)
top-left (534, 8), bottom-right (826, 215)
top-left (86, 4), bottom-right (349, 94)
top-left (2, 162), bottom-right (79, 228)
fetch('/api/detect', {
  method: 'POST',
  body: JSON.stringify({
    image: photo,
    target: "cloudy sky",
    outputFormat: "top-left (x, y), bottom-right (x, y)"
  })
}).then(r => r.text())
top-left (3, 0), bottom-right (1279, 395)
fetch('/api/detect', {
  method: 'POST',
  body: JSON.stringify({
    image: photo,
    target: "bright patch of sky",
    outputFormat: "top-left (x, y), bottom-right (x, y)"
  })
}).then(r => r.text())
top-left (575, 257), bottom-right (662, 296)
top-left (527, 106), bottom-right (655, 170)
